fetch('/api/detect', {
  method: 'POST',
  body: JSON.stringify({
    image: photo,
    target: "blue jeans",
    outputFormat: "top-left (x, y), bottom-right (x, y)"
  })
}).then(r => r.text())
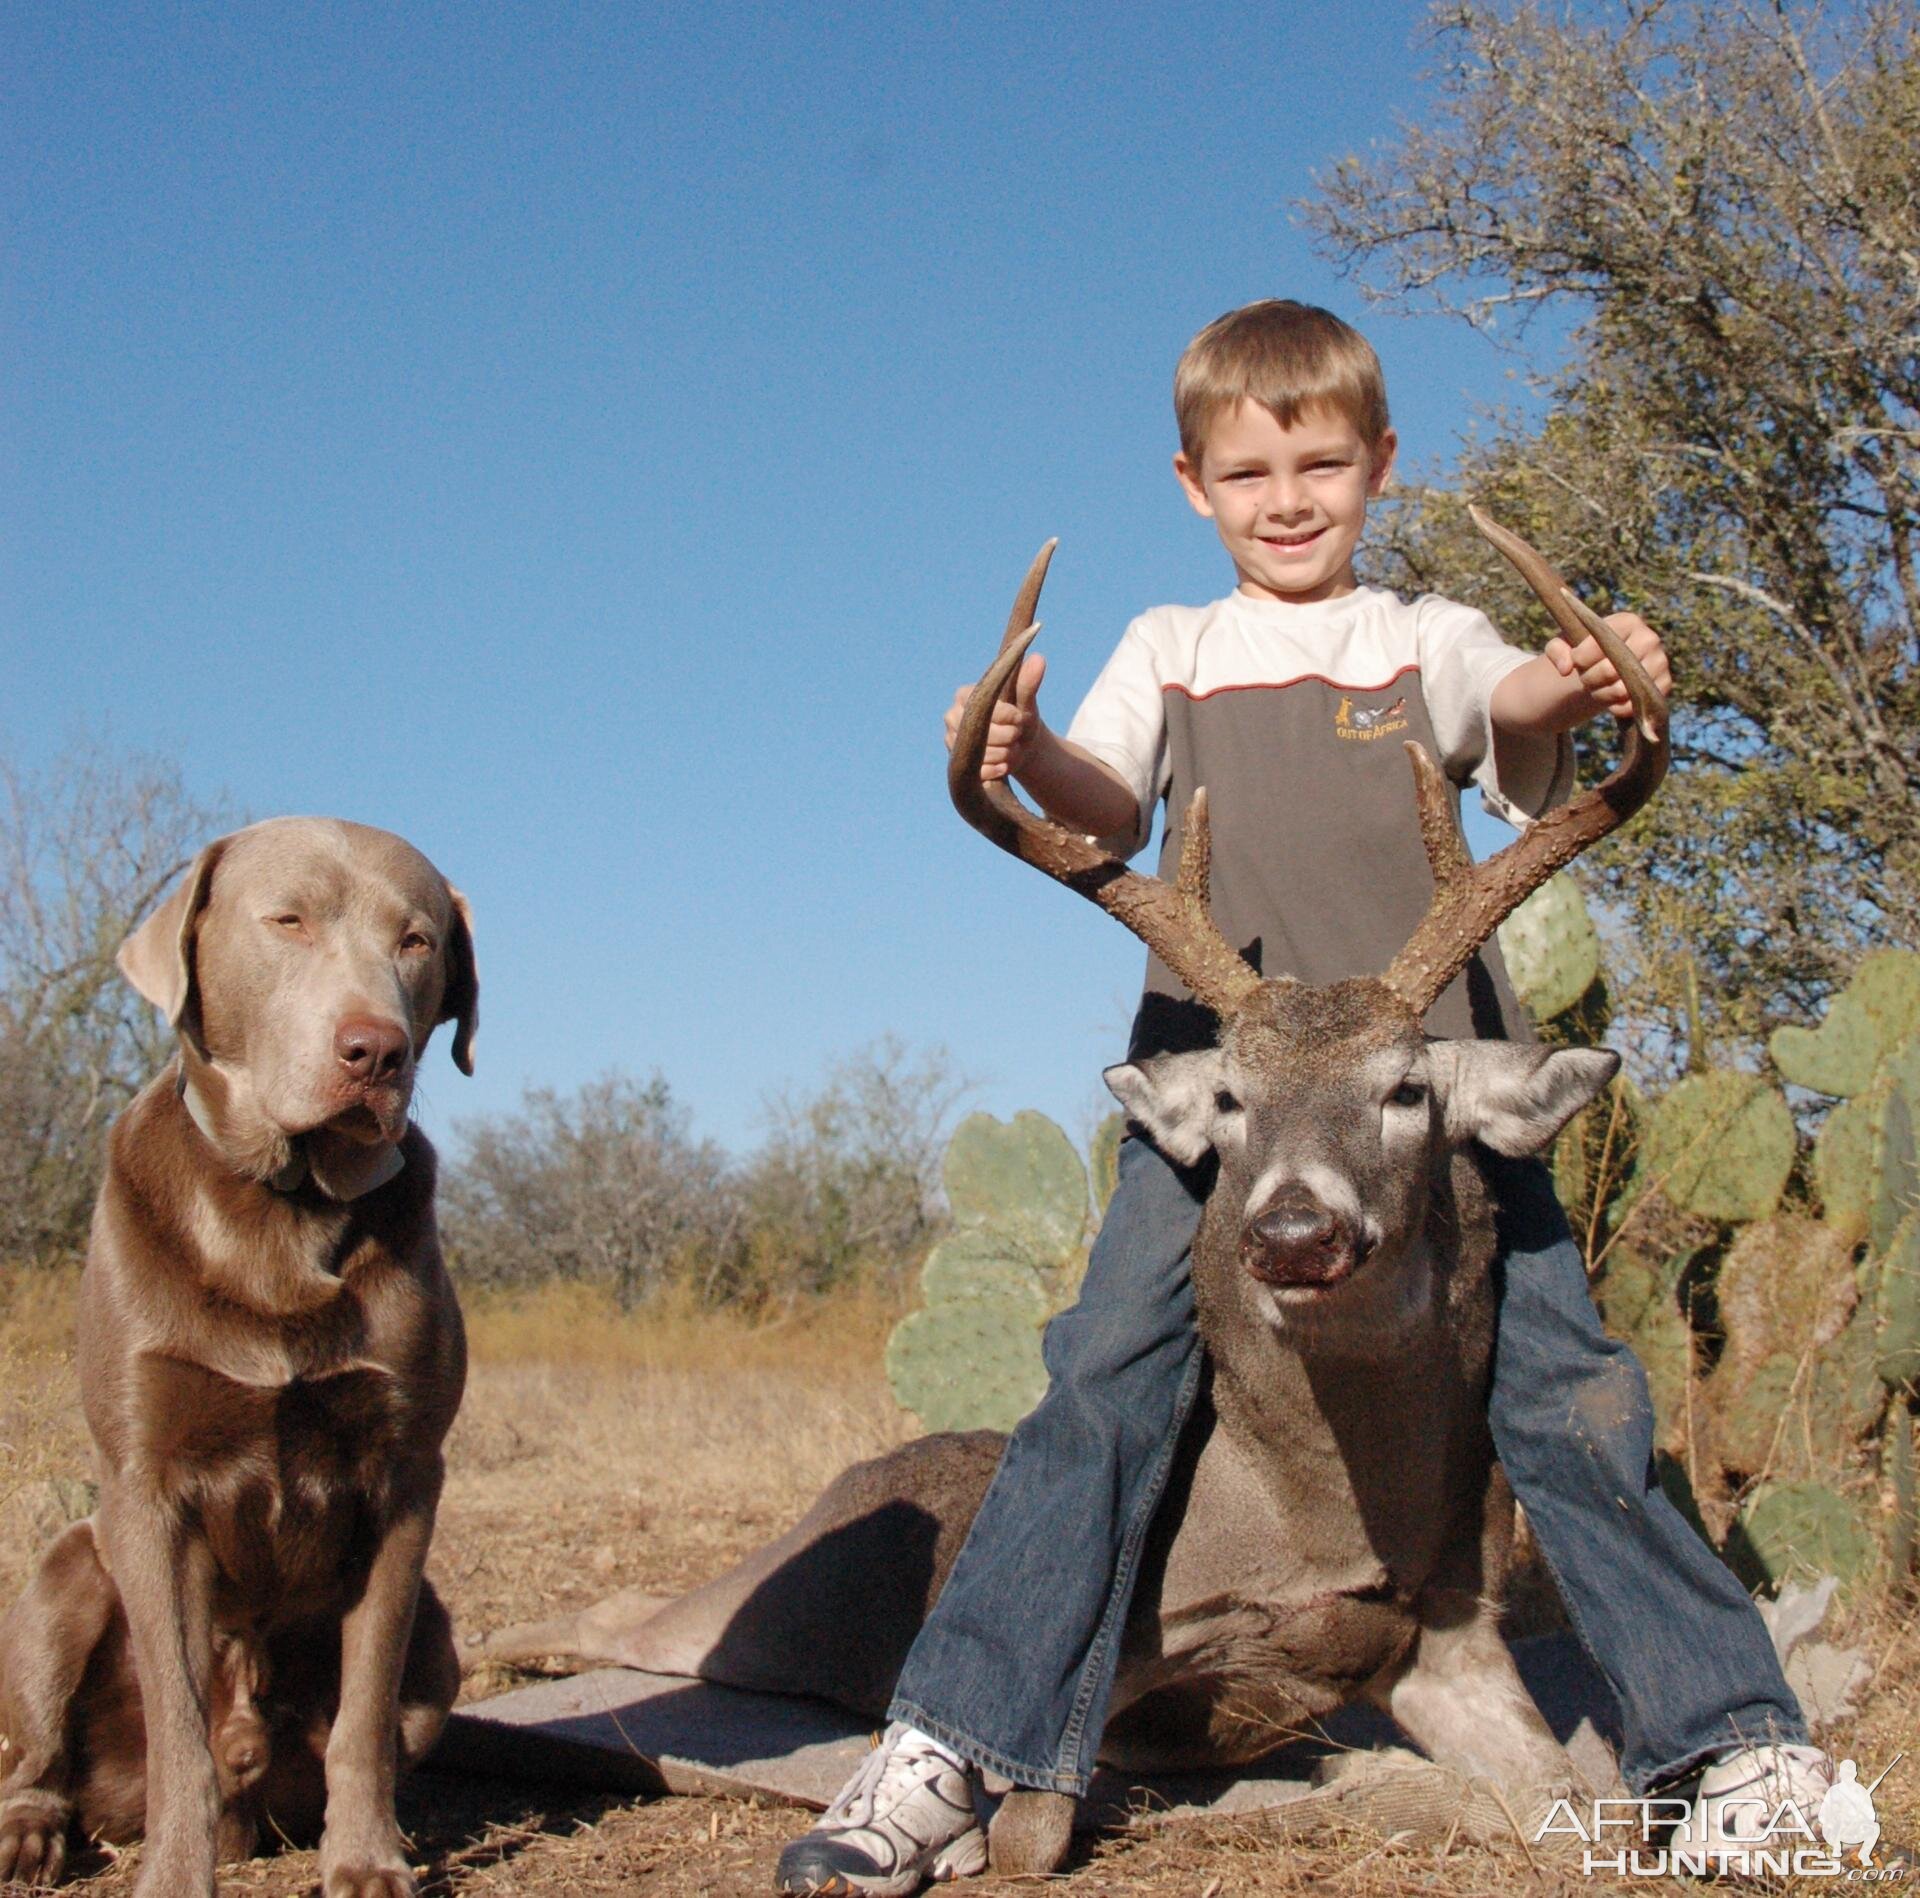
top-left (889, 1135), bottom-right (1806, 1795)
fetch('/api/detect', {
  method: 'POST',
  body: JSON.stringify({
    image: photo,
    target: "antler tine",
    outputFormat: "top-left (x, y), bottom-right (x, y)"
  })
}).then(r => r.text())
top-left (951, 547), bottom-right (1264, 1016)
top-left (1381, 511), bottom-right (1671, 1017)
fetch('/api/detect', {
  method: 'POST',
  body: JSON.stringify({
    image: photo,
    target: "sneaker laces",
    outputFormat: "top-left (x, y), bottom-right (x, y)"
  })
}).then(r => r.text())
top-left (822, 1723), bottom-right (966, 1829)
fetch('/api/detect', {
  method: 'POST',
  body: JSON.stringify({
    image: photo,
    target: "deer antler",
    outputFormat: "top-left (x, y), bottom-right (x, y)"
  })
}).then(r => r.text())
top-left (949, 543), bottom-right (1264, 1015)
top-left (1380, 509), bottom-right (1671, 1018)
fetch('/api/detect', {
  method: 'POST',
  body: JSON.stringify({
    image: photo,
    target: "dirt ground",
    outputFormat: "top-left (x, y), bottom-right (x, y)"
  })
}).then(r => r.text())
top-left (1, 1280), bottom-right (1915, 1896)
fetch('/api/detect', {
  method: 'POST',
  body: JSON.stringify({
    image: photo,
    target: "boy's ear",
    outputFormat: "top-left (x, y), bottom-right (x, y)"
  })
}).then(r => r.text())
top-left (1367, 428), bottom-right (1399, 497)
top-left (1172, 451), bottom-right (1214, 519)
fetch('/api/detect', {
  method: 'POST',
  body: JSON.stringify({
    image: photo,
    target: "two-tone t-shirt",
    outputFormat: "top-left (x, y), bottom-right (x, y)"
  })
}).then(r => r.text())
top-left (1063, 586), bottom-right (1573, 1055)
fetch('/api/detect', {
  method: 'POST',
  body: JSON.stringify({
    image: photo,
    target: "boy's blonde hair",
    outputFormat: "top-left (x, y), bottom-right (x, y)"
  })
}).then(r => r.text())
top-left (1174, 300), bottom-right (1390, 466)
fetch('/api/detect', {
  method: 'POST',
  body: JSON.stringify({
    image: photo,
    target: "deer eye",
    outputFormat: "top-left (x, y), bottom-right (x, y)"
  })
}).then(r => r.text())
top-left (1214, 1088), bottom-right (1241, 1114)
top-left (1389, 1080), bottom-right (1427, 1109)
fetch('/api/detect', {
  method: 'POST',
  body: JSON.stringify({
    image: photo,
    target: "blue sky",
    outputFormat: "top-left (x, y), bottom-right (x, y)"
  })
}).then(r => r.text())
top-left (4, 2), bottom-right (1557, 1157)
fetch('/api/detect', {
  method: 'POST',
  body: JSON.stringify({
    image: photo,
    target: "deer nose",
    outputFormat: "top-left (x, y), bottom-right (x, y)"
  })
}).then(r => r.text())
top-left (334, 1015), bottom-right (411, 1085)
top-left (1242, 1185), bottom-right (1356, 1288)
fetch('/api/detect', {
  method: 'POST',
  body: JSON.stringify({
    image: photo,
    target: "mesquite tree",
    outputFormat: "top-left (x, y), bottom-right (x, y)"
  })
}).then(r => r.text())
top-left (1308, 0), bottom-right (1918, 1063)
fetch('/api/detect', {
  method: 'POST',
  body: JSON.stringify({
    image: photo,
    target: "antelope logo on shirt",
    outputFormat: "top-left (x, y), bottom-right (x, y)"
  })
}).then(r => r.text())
top-left (1334, 694), bottom-right (1409, 741)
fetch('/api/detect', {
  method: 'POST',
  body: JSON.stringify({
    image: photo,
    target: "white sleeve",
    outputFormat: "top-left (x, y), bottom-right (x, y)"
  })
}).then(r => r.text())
top-left (1062, 617), bottom-right (1169, 858)
top-left (1417, 595), bottom-right (1574, 829)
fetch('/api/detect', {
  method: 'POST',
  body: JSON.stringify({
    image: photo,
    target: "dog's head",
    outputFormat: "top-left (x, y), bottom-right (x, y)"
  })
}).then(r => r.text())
top-left (120, 818), bottom-right (477, 1193)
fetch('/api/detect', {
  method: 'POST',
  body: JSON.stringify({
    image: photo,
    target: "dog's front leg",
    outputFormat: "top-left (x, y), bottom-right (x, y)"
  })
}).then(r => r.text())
top-left (96, 1486), bottom-right (221, 1898)
top-left (318, 1462), bottom-right (442, 1898)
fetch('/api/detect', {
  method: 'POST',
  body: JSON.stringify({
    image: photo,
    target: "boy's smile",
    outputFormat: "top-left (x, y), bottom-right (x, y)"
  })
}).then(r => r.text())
top-left (1174, 399), bottom-right (1397, 605)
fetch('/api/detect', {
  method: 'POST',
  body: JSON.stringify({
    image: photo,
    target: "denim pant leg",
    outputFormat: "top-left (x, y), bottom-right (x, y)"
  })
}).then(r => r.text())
top-left (1483, 1153), bottom-right (1807, 1792)
top-left (888, 1134), bottom-right (1209, 1794)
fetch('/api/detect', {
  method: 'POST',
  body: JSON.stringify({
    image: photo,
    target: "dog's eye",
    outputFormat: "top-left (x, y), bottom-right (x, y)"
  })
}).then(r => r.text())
top-left (1214, 1088), bottom-right (1241, 1114)
top-left (267, 913), bottom-right (306, 937)
top-left (399, 931), bottom-right (433, 955)
top-left (1389, 1081), bottom-right (1427, 1109)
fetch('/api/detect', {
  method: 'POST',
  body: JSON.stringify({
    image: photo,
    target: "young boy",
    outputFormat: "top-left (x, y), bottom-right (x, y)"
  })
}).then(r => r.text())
top-left (777, 301), bottom-right (1826, 1897)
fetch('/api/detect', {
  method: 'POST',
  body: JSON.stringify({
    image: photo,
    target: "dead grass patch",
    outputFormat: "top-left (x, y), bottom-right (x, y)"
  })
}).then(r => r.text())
top-left (3, 1281), bottom-right (1916, 1896)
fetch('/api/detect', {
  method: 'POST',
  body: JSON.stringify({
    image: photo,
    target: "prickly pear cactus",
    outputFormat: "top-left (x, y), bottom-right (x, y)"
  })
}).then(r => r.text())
top-left (1713, 1218), bottom-right (1860, 1376)
top-left (1770, 951), bottom-right (1920, 1098)
top-left (1595, 1248), bottom-right (1695, 1442)
top-left (1871, 1039), bottom-right (1919, 1255)
top-left (1734, 1482), bottom-right (1879, 1592)
top-left (891, 1110), bottom-right (1096, 1432)
top-left (1641, 1070), bottom-right (1795, 1223)
top-left (1553, 1074), bottom-right (1640, 1257)
top-left (1496, 873), bottom-right (1602, 1022)
top-left (885, 1293), bottom-right (1052, 1432)
top-left (1089, 1113), bottom-right (1124, 1219)
top-left (918, 1230), bottom-right (1051, 1310)
top-left (1815, 1073), bottom-right (1896, 1239)
top-left (1877, 1213), bottom-right (1920, 1392)
top-left (944, 1110), bottom-right (1089, 1260)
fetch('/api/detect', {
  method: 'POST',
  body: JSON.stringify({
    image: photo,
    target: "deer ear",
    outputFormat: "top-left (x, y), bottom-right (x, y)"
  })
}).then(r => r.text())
top-left (116, 836), bottom-right (232, 1027)
top-left (1103, 1050), bottom-right (1228, 1167)
top-left (437, 884), bottom-right (479, 1076)
top-left (1431, 1042), bottom-right (1619, 1157)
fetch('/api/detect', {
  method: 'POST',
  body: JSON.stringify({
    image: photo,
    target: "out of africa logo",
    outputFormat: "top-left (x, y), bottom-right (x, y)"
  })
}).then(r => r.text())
top-left (1333, 694), bottom-right (1409, 741)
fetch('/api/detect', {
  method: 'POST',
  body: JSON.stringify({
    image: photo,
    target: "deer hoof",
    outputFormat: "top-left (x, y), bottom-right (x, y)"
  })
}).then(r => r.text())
top-left (988, 1789), bottom-right (1075, 1874)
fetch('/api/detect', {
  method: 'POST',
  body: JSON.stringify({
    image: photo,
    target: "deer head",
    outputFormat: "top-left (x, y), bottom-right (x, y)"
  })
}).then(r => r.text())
top-left (950, 515), bottom-right (1669, 1354)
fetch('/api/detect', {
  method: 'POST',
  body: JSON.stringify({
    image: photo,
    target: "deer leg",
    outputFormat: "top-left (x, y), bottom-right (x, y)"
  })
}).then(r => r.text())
top-left (988, 1789), bottom-right (1076, 1875)
top-left (1368, 1590), bottom-right (1576, 1792)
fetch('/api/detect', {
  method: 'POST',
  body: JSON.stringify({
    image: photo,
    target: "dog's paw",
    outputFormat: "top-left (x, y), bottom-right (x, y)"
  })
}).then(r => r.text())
top-left (320, 1826), bottom-right (417, 1898)
top-left (321, 1866), bottom-right (417, 1898)
top-left (0, 1789), bottom-right (71, 1887)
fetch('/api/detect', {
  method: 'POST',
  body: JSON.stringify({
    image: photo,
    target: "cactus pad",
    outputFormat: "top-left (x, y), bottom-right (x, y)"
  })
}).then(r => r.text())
top-left (1714, 1217), bottom-right (1859, 1376)
top-left (944, 1110), bottom-right (1088, 1260)
top-left (1642, 1070), bottom-right (1795, 1223)
top-left (1734, 1482), bottom-right (1879, 1591)
top-left (1496, 873), bottom-right (1602, 1022)
top-left (1769, 950), bottom-right (1920, 1098)
top-left (1877, 1213), bottom-right (1920, 1392)
top-left (918, 1231), bottom-right (1051, 1313)
top-left (1090, 1113), bottom-right (1124, 1219)
top-left (1596, 1250), bottom-right (1694, 1445)
top-left (1872, 1040), bottom-right (1918, 1254)
top-left (1814, 1075), bottom-right (1894, 1239)
top-left (886, 1294), bottom-right (1050, 1432)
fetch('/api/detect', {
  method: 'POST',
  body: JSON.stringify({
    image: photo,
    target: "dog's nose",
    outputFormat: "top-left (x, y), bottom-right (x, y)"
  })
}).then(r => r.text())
top-left (334, 1016), bottom-right (411, 1085)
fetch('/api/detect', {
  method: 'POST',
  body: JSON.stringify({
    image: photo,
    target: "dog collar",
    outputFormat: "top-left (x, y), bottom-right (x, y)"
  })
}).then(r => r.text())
top-left (177, 1070), bottom-right (406, 1202)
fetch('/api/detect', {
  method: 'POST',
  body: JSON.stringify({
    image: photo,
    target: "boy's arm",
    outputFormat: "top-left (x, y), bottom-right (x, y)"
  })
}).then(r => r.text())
top-left (1489, 610), bottom-right (1671, 799)
top-left (1490, 611), bottom-right (1672, 737)
top-left (942, 654), bottom-right (1142, 840)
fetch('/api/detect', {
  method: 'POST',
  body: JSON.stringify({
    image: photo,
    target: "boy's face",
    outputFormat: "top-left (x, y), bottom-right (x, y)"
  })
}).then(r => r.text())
top-left (1173, 399), bottom-right (1397, 605)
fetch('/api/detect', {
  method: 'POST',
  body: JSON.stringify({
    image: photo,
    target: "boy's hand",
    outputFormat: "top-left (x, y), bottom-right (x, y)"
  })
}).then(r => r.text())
top-left (1544, 612), bottom-right (1671, 722)
top-left (944, 652), bottom-right (1047, 782)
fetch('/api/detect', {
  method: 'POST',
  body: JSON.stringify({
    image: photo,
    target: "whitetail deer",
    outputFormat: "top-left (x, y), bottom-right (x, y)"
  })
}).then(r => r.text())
top-left (480, 512), bottom-right (1669, 1865)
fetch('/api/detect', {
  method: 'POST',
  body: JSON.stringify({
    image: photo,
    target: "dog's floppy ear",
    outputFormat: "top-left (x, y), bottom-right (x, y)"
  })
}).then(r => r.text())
top-left (117, 836), bottom-right (232, 1027)
top-left (438, 885), bottom-right (479, 1076)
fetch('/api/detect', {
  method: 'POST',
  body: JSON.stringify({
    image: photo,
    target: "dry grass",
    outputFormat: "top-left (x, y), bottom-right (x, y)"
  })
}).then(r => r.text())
top-left (2, 1270), bottom-right (1915, 1896)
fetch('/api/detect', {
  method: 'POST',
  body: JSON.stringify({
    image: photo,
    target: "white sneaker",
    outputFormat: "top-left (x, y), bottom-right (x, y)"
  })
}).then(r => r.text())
top-left (1672, 1742), bottom-right (1834, 1864)
top-left (775, 1723), bottom-right (989, 1896)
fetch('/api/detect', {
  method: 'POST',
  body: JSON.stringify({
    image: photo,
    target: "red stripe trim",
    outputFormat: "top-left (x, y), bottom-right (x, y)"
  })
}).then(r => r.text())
top-left (1163, 662), bottom-right (1420, 703)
